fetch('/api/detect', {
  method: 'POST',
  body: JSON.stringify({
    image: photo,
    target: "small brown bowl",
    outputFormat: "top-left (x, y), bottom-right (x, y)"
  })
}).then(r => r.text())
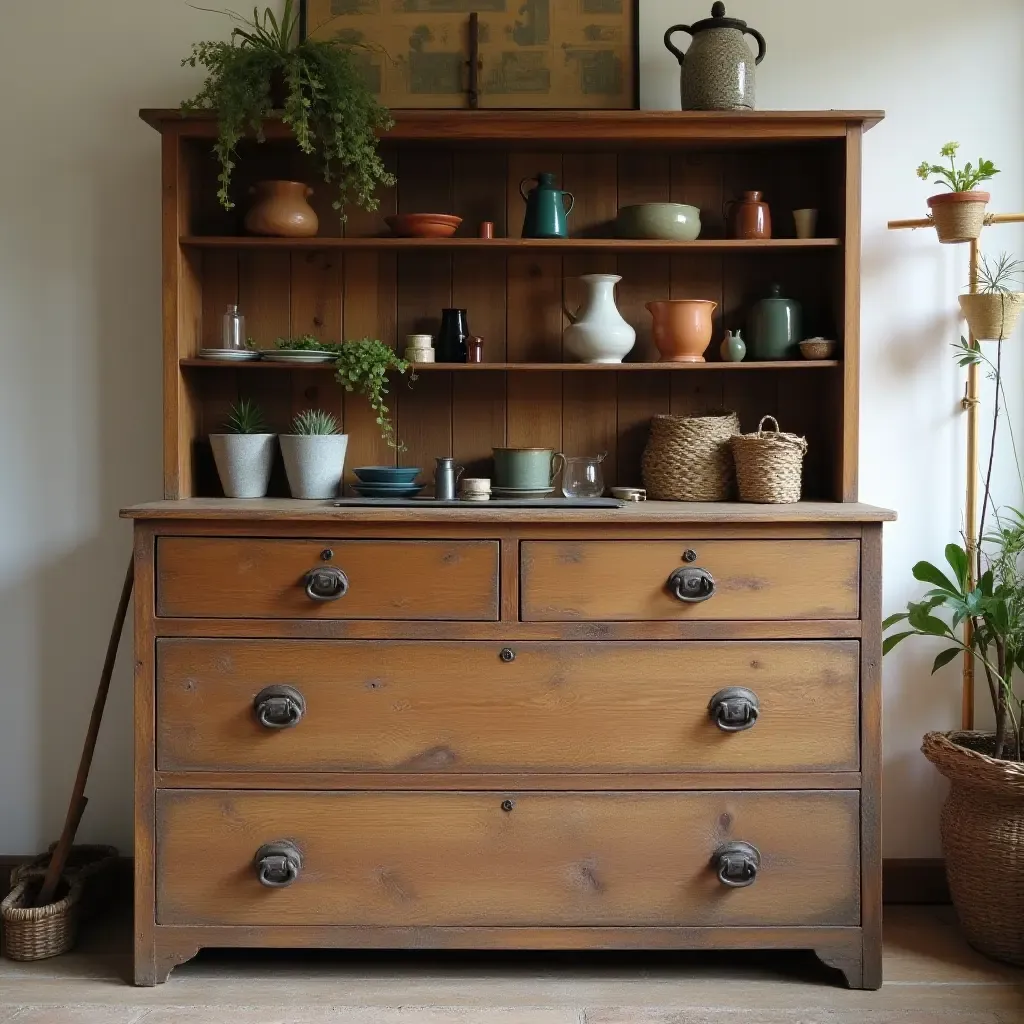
top-left (385, 213), bottom-right (462, 238)
top-left (799, 337), bottom-right (838, 360)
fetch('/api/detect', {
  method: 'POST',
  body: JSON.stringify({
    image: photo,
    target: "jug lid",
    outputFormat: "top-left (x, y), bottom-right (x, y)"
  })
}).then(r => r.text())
top-left (691, 2), bottom-right (748, 32)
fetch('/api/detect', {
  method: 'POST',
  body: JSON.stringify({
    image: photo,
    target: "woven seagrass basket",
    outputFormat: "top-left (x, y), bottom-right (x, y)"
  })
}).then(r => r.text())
top-left (958, 293), bottom-right (1024, 342)
top-left (923, 731), bottom-right (1024, 966)
top-left (1, 878), bottom-right (81, 961)
top-left (641, 412), bottom-right (739, 501)
top-left (731, 415), bottom-right (807, 504)
top-left (928, 191), bottom-right (989, 244)
top-left (11, 844), bottom-right (118, 921)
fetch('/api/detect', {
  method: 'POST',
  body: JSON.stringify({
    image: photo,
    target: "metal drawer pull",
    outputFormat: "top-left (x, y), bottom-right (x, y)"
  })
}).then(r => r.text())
top-left (255, 841), bottom-right (302, 888)
top-left (713, 841), bottom-right (761, 888)
top-left (253, 685), bottom-right (306, 729)
top-left (667, 566), bottom-right (715, 603)
top-left (708, 687), bottom-right (760, 732)
top-left (303, 565), bottom-right (349, 601)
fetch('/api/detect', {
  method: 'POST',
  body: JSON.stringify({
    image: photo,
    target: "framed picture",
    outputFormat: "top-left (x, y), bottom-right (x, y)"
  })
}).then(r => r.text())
top-left (300, 0), bottom-right (638, 110)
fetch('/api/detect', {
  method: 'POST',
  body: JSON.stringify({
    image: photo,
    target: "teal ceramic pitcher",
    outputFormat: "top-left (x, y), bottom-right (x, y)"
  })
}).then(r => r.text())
top-left (520, 172), bottom-right (575, 239)
top-left (747, 283), bottom-right (802, 360)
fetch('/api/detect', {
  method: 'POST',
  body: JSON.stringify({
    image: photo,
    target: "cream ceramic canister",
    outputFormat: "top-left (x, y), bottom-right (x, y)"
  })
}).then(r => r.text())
top-left (563, 274), bottom-right (636, 364)
top-left (664, 3), bottom-right (766, 111)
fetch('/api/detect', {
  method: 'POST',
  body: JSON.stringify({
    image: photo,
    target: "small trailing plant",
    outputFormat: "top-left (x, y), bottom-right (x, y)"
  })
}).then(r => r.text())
top-left (917, 142), bottom-right (999, 194)
top-left (290, 408), bottom-right (340, 435)
top-left (275, 334), bottom-right (334, 351)
top-left (974, 252), bottom-right (1024, 296)
top-left (181, 0), bottom-right (395, 216)
top-left (224, 397), bottom-right (268, 434)
top-left (333, 339), bottom-right (410, 451)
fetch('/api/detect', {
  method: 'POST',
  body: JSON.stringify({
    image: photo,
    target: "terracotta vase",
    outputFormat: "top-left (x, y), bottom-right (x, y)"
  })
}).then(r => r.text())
top-left (245, 180), bottom-right (319, 238)
top-left (725, 190), bottom-right (771, 239)
top-left (646, 299), bottom-right (717, 362)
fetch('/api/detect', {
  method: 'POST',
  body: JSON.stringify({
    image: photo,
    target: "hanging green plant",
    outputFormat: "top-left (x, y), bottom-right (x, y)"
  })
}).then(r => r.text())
top-left (333, 339), bottom-right (411, 452)
top-left (181, 1), bottom-right (395, 217)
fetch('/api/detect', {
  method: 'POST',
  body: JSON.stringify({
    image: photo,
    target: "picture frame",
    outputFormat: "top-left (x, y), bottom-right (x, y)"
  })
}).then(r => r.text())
top-left (299, 0), bottom-right (639, 110)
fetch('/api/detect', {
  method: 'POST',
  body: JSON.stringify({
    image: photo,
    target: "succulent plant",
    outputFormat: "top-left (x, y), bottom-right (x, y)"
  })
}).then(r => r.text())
top-left (224, 398), bottom-right (269, 434)
top-left (290, 409), bottom-right (340, 435)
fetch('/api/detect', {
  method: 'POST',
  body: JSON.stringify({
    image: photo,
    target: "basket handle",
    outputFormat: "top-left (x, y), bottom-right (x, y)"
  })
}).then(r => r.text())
top-left (756, 415), bottom-right (781, 437)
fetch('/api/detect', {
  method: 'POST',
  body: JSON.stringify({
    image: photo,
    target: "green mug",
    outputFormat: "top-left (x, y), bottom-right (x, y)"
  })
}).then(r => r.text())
top-left (492, 448), bottom-right (565, 490)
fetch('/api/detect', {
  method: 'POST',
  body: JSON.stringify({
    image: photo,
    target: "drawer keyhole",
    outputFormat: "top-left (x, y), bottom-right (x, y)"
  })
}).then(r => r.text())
top-left (501, 799), bottom-right (515, 812)
top-left (500, 648), bottom-right (516, 663)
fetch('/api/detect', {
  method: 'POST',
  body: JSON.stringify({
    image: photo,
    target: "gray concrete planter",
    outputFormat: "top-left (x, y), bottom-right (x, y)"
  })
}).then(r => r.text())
top-left (210, 433), bottom-right (276, 498)
top-left (281, 434), bottom-right (349, 499)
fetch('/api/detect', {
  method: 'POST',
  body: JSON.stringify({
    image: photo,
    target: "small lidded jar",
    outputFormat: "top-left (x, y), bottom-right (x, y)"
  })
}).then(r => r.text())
top-left (466, 336), bottom-right (484, 363)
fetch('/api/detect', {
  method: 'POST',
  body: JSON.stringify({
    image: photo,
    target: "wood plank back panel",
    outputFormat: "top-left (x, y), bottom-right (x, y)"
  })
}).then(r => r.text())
top-left (156, 537), bottom-right (499, 620)
top-left (156, 638), bottom-right (860, 773)
top-left (156, 789), bottom-right (860, 927)
top-left (521, 539), bottom-right (860, 620)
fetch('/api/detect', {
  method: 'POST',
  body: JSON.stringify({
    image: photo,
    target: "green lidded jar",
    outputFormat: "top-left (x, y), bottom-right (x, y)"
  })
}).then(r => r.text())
top-left (747, 284), bottom-right (802, 361)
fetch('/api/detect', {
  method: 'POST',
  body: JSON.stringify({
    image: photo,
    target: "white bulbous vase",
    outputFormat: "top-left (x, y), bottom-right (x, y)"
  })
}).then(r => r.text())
top-left (563, 274), bottom-right (636, 364)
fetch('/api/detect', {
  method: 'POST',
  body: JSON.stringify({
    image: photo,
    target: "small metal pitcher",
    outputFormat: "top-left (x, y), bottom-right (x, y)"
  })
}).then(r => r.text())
top-left (434, 457), bottom-right (464, 501)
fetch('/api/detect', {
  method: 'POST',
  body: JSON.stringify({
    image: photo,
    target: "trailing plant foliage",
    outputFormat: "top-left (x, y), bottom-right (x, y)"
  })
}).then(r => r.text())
top-left (917, 141), bottom-right (999, 194)
top-left (224, 397), bottom-right (268, 434)
top-left (275, 334), bottom-right (333, 351)
top-left (333, 339), bottom-right (410, 452)
top-left (884, 336), bottom-right (1024, 761)
top-left (181, 1), bottom-right (395, 217)
top-left (290, 409), bottom-right (340, 435)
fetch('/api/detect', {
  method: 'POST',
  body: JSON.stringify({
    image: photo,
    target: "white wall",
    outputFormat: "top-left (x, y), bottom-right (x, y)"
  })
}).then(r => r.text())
top-left (0, 0), bottom-right (1022, 856)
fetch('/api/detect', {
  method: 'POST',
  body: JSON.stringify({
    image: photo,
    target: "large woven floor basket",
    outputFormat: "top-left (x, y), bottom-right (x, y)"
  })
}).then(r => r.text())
top-left (731, 416), bottom-right (808, 503)
top-left (642, 412), bottom-right (739, 501)
top-left (1, 878), bottom-right (81, 961)
top-left (922, 730), bottom-right (1024, 965)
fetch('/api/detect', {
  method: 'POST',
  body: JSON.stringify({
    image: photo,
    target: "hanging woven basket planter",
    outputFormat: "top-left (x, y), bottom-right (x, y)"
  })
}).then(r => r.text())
top-left (959, 292), bottom-right (1024, 342)
top-left (922, 731), bottom-right (1024, 966)
top-left (927, 190), bottom-right (990, 244)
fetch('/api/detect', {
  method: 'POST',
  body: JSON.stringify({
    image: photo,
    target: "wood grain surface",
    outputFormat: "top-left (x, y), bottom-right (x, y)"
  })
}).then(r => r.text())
top-left (155, 537), bottom-right (499, 620)
top-left (155, 639), bottom-right (859, 773)
top-left (155, 789), bottom-right (860, 928)
top-left (520, 540), bottom-right (860, 621)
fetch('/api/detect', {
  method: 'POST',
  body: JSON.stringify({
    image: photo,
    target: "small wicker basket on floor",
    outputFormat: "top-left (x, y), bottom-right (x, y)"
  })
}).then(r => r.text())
top-left (11, 843), bottom-right (118, 921)
top-left (731, 415), bottom-right (808, 503)
top-left (642, 411), bottom-right (740, 501)
top-left (1, 878), bottom-right (81, 961)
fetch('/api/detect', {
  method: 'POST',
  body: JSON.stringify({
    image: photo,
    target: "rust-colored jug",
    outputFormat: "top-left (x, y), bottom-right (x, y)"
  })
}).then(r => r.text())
top-left (725, 190), bottom-right (771, 239)
top-left (646, 299), bottom-right (717, 362)
top-left (245, 180), bottom-right (319, 238)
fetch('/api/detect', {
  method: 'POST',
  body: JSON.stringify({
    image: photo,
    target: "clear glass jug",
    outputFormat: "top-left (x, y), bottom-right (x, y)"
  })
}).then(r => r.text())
top-left (561, 453), bottom-right (606, 498)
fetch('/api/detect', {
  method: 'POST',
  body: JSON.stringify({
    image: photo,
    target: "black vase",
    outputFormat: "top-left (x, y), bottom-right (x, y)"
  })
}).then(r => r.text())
top-left (436, 308), bottom-right (469, 363)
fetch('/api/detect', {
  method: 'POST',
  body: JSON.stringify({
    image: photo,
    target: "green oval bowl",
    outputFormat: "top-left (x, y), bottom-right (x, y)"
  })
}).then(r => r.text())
top-left (616, 203), bottom-right (701, 241)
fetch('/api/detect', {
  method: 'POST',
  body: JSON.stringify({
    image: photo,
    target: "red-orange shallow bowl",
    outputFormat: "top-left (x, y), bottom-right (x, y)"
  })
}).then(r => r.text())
top-left (385, 213), bottom-right (463, 238)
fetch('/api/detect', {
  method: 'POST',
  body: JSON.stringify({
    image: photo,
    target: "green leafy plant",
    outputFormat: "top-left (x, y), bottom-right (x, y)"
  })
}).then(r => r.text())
top-left (916, 141), bottom-right (999, 194)
top-left (289, 408), bottom-right (340, 435)
top-left (333, 339), bottom-right (411, 451)
top-left (224, 397), bottom-right (269, 434)
top-left (974, 252), bottom-right (1024, 296)
top-left (885, 335), bottom-right (1024, 761)
top-left (275, 334), bottom-right (335, 351)
top-left (181, 0), bottom-right (395, 216)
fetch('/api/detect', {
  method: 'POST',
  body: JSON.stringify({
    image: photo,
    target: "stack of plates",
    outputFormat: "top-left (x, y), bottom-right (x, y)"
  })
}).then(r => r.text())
top-left (351, 465), bottom-right (423, 498)
top-left (491, 486), bottom-right (556, 499)
top-left (197, 348), bottom-right (260, 361)
top-left (262, 349), bottom-right (336, 364)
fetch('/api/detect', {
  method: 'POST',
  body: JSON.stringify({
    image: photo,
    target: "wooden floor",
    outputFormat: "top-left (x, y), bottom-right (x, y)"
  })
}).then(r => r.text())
top-left (0, 906), bottom-right (1020, 1022)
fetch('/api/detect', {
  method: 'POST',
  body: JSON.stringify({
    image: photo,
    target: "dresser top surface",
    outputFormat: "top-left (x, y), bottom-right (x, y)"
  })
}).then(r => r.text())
top-left (121, 499), bottom-right (896, 524)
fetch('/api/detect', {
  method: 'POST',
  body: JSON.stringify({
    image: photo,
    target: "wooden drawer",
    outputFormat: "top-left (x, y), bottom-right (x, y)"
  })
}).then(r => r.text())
top-left (156, 537), bottom-right (499, 620)
top-left (157, 639), bottom-right (859, 773)
top-left (521, 540), bottom-right (860, 621)
top-left (156, 790), bottom-right (860, 927)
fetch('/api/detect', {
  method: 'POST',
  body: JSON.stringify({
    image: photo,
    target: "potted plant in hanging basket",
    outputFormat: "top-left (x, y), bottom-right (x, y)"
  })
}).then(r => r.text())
top-left (959, 253), bottom-right (1024, 342)
top-left (210, 398), bottom-right (276, 498)
top-left (280, 409), bottom-right (349, 499)
top-left (916, 142), bottom-right (999, 244)
top-left (884, 338), bottom-right (1024, 965)
top-left (181, 0), bottom-right (395, 218)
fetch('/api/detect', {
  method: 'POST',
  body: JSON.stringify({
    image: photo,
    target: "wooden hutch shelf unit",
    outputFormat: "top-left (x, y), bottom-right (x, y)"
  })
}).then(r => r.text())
top-left (128, 108), bottom-right (892, 989)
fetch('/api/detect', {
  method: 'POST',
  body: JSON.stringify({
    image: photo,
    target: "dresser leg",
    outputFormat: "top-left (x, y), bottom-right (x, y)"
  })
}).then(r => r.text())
top-left (814, 935), bottom-right (879, 990)
top-left (134, 939), bottom-right (200, 986)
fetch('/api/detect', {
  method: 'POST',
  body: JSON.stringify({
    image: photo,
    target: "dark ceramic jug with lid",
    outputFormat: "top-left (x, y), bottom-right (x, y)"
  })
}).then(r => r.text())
top-left (520, 172), bottom-right (575, 239)
top-left (664, 3), bottom-right (766, 111)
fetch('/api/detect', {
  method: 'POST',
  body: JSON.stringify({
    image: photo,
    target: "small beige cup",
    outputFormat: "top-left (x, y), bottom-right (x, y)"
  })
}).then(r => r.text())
top-left (793, 208), bottom-right (819, 239)
top-left (461, 477), bottom-right (491, 500)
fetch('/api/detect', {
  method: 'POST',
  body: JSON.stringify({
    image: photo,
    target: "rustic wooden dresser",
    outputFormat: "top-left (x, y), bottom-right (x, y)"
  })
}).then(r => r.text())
top-left (128, 109), bottom-right (892, 987)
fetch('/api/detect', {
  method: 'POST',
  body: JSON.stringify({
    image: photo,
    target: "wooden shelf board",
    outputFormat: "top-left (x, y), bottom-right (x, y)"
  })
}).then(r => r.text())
top-left (180, 236), bottom-right (841, 252)
top-left (180, 359), bottom-right (839, 372)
